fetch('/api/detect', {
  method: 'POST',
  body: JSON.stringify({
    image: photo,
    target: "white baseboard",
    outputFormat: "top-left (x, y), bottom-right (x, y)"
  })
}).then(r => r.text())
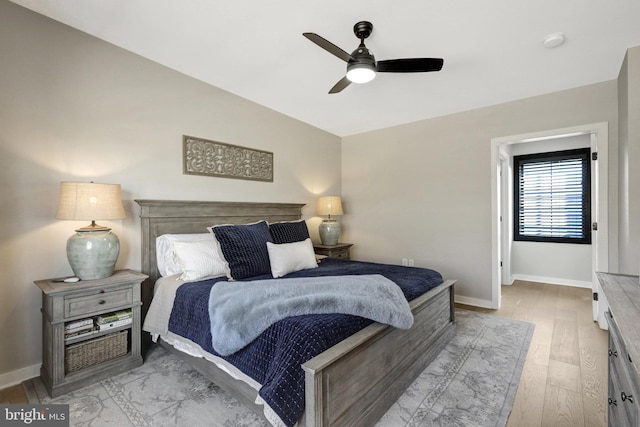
top-left (510, 274), bottom-right (592, 289)
top-left (454, 295), bottom-right (495, 309)
top-left (0, 364), bottom-right (40, 390)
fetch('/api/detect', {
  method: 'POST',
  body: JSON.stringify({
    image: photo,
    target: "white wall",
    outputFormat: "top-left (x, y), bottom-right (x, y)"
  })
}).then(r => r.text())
top-left (342, 82), bottom-right (619, 307)
top-left (508, 135), bottom-right (593, 287)
top-left (0, 2), bottom-right (341, 384)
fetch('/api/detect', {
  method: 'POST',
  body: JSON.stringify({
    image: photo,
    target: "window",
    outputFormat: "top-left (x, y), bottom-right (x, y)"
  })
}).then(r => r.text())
top-left (514, 148), bottom-right (591, 244)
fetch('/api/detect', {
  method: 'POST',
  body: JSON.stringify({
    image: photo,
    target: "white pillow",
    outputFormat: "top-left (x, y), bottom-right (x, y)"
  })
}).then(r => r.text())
top-left (266, 238), bottom-right (318, 278)
top-left (156, 233), bottom-right (212, 277)
top-left (172, 240), bottom-right (228, 282)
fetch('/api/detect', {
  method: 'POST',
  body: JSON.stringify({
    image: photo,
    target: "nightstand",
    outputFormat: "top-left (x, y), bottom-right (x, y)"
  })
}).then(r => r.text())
top-left (313, 243), bottom-right (353, 260)
top-left (34, 269), bottom-right (148, 397)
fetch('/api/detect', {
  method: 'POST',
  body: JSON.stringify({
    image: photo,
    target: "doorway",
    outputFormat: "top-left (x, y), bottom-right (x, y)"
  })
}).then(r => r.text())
top-left (491, 122), bottom-right (609, 327)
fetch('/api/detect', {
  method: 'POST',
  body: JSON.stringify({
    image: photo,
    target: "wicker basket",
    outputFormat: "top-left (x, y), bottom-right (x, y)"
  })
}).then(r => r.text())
top-left (65, 330), bottom-right (128, 373)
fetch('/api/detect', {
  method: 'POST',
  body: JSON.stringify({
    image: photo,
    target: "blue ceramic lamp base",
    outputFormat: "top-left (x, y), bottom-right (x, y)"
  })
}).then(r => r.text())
top-left (319, 220), bottom-right (341, 246)
top-left (66, 228), bottom-right (120, 280)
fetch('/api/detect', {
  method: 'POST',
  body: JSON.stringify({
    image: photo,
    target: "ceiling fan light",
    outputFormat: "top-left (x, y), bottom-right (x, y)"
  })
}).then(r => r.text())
top-left (346, 64), bottom-right (376, 84)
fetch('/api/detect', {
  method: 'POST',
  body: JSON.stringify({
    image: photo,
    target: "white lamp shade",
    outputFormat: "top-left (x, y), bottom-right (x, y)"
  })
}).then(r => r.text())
top-left (56, 182), bottom-right (126, 221)
top-left (316, 196), bottom-right (344, 216)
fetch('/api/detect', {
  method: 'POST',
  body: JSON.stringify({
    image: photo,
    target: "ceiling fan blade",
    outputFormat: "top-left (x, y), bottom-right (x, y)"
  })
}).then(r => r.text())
top-left (377, 58), bottom-right (444, 73)
top-left (303, 32), bottom-right (353, 63)
top-left (329, 76), bottom-right (351, 94)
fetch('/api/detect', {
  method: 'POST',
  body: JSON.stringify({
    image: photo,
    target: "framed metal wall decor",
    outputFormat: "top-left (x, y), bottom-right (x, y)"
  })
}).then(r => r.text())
top-left (183, 135), bottom-right (273, 182)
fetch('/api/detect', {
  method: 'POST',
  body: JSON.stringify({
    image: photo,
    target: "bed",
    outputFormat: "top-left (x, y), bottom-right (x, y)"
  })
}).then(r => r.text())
top-left (136, 199), bottom-right (456, 427)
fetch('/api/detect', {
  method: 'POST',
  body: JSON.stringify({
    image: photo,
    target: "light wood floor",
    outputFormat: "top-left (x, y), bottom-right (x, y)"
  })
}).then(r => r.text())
top-left (0, 382), bottom-right (27, 404)
top-left (459, 280), bottom-right (608, 427)
top-left (2, 280), bottom-right (608, 426)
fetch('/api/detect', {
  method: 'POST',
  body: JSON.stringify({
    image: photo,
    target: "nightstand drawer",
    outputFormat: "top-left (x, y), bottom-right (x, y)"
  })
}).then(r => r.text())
top-left (313, 243), bottom-right (353, 260)
top-left (64, 287), bottom-right (133, 318)
top-left (332, 250), bottom-right (349, 259)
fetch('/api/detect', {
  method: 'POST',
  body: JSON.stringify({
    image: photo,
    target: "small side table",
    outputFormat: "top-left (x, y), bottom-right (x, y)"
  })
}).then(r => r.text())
top-left (34, 269), bottom-right (147, 397)
top-left (313, 243), bottom-right (353, 260)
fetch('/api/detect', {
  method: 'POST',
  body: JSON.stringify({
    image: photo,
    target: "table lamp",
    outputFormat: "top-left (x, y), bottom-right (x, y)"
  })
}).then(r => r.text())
top-left (56, 182), bottom-right (126, 280)
top-left (316, 196), bottom-right (344, 246)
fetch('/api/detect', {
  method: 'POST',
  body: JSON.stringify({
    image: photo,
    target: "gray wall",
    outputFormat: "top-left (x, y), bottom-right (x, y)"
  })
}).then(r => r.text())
top-left (618, 46), bottom-right (640, 274)
top-left (0, 1), bottom-right (341, 382)
top-left (342, 81), bottom-right (620, 306)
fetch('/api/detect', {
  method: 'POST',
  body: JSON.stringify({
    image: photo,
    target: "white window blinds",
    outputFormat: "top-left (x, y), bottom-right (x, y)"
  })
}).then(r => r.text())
top-left (514, 148), bottom-right (591, 244)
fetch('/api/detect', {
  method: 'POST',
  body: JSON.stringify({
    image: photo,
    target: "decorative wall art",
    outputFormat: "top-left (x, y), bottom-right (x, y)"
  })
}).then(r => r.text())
top-left (183, 135), bottom-right (273, 182)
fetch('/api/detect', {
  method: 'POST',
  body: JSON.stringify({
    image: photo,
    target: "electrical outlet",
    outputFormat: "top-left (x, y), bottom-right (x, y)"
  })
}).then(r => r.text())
top-left (408, 259), bottom-right (415, 267)
top-left (402, 258), bottom-right (408, 266)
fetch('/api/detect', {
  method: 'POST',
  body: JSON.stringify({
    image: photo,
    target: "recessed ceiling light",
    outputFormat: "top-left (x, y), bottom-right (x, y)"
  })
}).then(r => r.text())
top-left (543, 32), bottom-right (566, 49)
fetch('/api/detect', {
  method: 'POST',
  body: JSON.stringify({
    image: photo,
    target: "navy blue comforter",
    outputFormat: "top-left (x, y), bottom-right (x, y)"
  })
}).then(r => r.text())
top-left (168, 258), bottom-right (443, 426)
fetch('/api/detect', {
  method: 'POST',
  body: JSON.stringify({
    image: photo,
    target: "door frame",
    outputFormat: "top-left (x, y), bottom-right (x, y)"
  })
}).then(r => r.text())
top-left (490, 122), bottom-right (608, 325)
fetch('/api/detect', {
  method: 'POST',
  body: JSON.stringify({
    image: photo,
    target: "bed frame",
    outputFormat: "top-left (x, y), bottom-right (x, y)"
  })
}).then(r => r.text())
top-left (136, 199), bottom-right (456, 427)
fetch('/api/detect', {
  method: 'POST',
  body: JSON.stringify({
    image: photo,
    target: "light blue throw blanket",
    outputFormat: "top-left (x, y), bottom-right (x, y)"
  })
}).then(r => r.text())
top-left (209, 274), bottom-right (413, 356)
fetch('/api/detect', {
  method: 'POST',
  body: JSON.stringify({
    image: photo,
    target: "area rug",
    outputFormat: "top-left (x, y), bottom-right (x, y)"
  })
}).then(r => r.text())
top-left (23, 309), bottom-right (533, 427)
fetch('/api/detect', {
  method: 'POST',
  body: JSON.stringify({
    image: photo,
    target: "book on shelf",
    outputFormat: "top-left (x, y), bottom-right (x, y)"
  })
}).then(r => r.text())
top-left (64, 326), bottom-right (98, 342)
top-left (97, 309), bottom-right (132, 324)
top-left (97, 317), bottom-right (132, 331)
top-left (65, 323), bottom-right (95, 335)
top-left (64, 318), bottom-right (93, 331)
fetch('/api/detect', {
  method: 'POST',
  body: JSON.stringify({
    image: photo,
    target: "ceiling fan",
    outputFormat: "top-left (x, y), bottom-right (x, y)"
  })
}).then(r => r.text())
top-left (303, 21), bottom-right (444, 94)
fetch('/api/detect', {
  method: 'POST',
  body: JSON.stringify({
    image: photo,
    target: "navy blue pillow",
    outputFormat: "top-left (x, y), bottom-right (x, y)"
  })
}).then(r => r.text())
top-left (269, 220), bottom-right (310, 244)
top-left (210, 221), bottom-right (273, 280)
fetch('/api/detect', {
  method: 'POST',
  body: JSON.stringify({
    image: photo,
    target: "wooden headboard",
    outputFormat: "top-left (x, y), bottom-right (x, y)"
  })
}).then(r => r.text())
top-left (135, 199), bottom-right (305, 284)
top-left (134, 199), bottom-right (304, 349)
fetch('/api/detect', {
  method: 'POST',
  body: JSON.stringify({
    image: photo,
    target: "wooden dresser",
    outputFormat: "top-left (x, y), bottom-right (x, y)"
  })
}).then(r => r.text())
top-left (597, 272), bottom-right (640, 426)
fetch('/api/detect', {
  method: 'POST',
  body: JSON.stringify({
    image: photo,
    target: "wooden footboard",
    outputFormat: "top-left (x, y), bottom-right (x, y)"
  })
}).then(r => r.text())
top-left (301, 279), bottom-right (455, 427)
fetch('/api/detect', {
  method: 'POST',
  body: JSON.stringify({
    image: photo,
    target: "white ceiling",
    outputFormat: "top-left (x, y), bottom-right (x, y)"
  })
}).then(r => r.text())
top-left (10, 0), bottom-right (640, 137)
